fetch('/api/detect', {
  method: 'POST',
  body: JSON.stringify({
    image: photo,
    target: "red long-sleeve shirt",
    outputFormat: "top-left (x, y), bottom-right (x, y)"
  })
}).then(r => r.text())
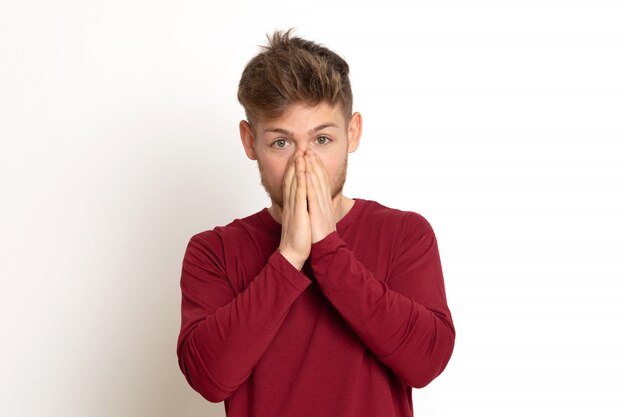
top-left (177, 198), bottom-right (455, 416)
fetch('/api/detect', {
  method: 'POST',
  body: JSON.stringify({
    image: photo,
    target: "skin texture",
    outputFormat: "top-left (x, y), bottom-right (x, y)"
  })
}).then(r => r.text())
top-left (239, 102), bottom-right (363, 269)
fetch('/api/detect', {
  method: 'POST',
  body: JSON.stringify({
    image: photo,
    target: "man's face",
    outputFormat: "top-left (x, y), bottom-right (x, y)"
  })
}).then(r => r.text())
top-left (240, 102), bottom-right (361, 209)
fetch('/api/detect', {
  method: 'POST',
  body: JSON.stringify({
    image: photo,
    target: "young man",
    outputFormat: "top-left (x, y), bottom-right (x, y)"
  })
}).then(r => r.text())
top-left (177, 30), bottom-right (455, 417)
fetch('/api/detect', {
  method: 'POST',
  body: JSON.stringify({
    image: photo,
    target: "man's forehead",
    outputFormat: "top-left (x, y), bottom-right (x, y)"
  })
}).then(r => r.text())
top-left (257, 102), bottom-right (347, 135)
top-left (264, 122), bottom-right (340, 136)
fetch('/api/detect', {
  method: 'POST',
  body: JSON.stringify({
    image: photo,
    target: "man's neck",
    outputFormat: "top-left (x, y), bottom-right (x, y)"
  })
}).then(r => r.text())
top-left (268, 194), bottom-right (354, 225)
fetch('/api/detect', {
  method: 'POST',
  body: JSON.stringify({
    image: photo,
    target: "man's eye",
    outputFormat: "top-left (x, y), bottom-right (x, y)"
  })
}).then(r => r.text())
top-left (316, 136), bottom-right (330, 145)
top-left (273, 139), bottom-right (288, 148)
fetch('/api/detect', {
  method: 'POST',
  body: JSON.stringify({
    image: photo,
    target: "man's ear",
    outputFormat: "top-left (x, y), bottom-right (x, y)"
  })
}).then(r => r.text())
top-left (347, 112), bottom-right (362, 153)
top-left (239, 120), bottom-right (257, 160)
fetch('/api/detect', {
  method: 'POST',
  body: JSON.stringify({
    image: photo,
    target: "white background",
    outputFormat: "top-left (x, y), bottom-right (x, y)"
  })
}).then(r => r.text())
top-left (1, 0), bottom-right (625, 416)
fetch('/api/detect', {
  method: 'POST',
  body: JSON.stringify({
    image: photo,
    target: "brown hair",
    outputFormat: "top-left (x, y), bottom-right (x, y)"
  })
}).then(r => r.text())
top-left (237, 29), bottom-right (353, 126)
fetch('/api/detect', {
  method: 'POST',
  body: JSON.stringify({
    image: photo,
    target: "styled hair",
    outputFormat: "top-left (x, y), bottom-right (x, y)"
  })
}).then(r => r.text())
top-left (237, 29), bottom-right (353, 126)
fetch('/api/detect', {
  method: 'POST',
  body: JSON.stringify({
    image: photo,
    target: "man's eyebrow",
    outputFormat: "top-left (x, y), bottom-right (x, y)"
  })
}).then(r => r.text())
top-left (308, 123), bottom-right (339, 134)
top-left (264, 127), bottom-right (294, 136)
top-left (263, 123), bottom-right (339, 137)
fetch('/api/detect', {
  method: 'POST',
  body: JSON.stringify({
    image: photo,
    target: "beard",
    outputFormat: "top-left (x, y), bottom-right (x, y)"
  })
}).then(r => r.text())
top-left (257, 154), bottom-right (348, 210)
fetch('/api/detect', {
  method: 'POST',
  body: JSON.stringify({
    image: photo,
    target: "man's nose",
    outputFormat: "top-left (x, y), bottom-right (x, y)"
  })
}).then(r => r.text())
top-left (294, 142), bottom-right (311, 155)
top-left (296, 142), bottom-right (309, 153)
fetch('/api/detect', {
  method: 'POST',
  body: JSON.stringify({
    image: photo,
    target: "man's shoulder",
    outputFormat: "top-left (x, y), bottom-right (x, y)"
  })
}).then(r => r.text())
top-left (187, 208), bottom-right (271, 247)
top-left (357, 198), bottom-right (434, 234)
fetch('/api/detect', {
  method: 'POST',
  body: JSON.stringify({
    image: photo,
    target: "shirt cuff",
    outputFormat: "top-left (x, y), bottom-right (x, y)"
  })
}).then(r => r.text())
top-left (310, 231), bottom-right (346, 261)
top-left (268, 250), bottom-right (312, 292)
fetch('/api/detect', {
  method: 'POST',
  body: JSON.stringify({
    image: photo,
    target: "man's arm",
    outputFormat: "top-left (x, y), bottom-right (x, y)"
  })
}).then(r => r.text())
top-left (309, 214), bottom-right (455, 389)
top-left (304, 150), bottom-right (454, 388)
top-left (177, 235), bottom-right (311, 402)
top-left (177, 154), bottom-right (312, 402)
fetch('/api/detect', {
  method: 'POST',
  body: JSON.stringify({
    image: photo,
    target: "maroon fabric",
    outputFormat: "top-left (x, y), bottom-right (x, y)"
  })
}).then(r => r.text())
top-left (177, 198), bottom-right (455, 416)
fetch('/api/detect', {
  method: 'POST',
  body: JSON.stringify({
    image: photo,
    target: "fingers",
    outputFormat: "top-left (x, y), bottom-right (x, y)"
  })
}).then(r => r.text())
top-left (305, 150), bottom-right (327, 183)
top-left (305, 150), bottom-right (330, 205)
top-left (290, 160), bottom-right (298, 212)
top-left (278, 151), bottom-right (312, 269)
top-left (283, 152), bottom-right (307, 213)
top-left (295, 153), bottom-right (307, 210)
top-left (305, 158), bottom-right (320, 201)
top-left (304, 150), bottom-right (337, 243)
top-left (282, 154), bottom-right (297, 205)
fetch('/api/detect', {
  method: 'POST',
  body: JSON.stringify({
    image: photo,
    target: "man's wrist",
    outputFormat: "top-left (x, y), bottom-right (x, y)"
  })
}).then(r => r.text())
top-left (310, 231), bottom-right (344, 258)
top-left (278, 248), bottom-right (305, 271)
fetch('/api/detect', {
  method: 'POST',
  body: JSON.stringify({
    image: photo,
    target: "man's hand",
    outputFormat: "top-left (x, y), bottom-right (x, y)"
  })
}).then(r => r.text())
top-left (305, 150), bottom-right (337, 243)
top-left (278, 152), bottom-right (311, 270)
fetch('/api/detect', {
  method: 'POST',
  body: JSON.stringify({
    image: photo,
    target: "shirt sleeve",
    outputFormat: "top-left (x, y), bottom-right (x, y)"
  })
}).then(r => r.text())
top-left (176, 232), bottom-right (311, 402)
top-left (309, 214), bottom-right (455, 388)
